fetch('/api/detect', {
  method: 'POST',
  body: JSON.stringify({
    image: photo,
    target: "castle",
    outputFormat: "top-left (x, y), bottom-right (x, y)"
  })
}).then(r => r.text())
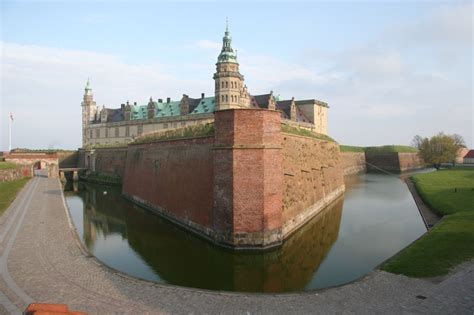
top-left (80, 25), bottom-right (344, 250)
top-left (81, 25), bottom-right (329, 148)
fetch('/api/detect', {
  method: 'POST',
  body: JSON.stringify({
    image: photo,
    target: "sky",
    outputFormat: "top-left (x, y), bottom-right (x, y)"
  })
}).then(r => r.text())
top-left (0, 0), bottom-right (472, 150)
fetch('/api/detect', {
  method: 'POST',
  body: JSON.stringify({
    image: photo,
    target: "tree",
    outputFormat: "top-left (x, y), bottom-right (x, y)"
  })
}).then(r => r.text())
top-left (414, 133), bottom-right (466, 169)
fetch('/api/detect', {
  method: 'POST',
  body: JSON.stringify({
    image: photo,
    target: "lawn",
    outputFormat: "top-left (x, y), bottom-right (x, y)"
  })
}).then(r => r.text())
top-left (0, 177), bottom-right (31, 215)
top-left (0, 162), bottom-right (18, 170)
top-left (339, 145), bottom-right (418, 153)
top-left (382, 168), bottom-right (474, 277)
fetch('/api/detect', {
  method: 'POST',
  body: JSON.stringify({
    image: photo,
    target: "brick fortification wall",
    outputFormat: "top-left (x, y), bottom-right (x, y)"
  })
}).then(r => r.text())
top-left (93, 148), bottom-right (128, 178)
top-left (365, 152), bottom-right (424, 172)
top-left (115, 109), bottom-right (344, 250)
top-left (340, 152), bottom-right (366, 175)
top-left (213, 109), bottom-right (283, 248)
top-left (122, 137), bottom-right (214, 235)
top-left (281, 134), bottom-right (345, 236)
top-left (58, 151), bottom-right (79, 168)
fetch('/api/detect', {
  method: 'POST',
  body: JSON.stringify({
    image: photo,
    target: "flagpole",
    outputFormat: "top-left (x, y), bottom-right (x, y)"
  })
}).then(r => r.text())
top-left (8, 114), bottom-right (11, 152)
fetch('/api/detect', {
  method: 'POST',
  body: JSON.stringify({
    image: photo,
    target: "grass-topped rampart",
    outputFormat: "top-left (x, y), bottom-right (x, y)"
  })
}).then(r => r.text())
top-left (0, 162), bottom-right (19, 170)
top-left (133, 123), bottom-right (215, 145)
top-left (281, 124), bottom-right (336, 142)
top-left (382, 168), bottom-right (474, 277)
top-left (340, 145), bottom-right (418, 153)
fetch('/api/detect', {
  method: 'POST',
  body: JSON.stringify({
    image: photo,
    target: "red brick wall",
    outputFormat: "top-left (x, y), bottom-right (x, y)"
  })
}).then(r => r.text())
top-left (341, 152), bottom-right (366, 175)
top-left (213, 109), bottom-right (283, 247)
top-left (94, 148), bottom-right (128, 177)
top-left (366, 152), bottom-right (424, 172)
top-left (281, 134), bottom-right (344, 225)
top-left (398, 153), bottom-right (425, 171)
top-left (122, 137), bottom-right (214, 228)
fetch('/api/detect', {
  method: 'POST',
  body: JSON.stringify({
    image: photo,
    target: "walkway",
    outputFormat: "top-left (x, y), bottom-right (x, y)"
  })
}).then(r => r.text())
top-left (0, 177), bottom-right (473, 314)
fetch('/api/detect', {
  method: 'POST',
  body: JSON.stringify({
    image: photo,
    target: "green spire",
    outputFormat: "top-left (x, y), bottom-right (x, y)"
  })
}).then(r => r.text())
top-left (85, 78), bottom-right (92, 95)
top-left (217, 20), bottom-right (238, 64)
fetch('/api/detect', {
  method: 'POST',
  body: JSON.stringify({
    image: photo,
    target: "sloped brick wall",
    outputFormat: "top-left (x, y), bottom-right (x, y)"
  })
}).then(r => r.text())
top-left (341, 152), bottom-right (366, 175)
top-left (281, 134), bottom-right (345, 236)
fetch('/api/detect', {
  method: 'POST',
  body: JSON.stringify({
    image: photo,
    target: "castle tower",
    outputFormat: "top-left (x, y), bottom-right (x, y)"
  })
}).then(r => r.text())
top-left (81, 79), bottom-right (97, 148)
top-left (214, 22), bottom-right (246, 110)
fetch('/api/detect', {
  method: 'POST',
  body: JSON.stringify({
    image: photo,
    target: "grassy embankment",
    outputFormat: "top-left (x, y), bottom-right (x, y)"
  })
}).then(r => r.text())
top-left (340, 145), bottom-right (418, 153)
top-left (0, 162), bottom-right (18, 170)
top-left (0, 177), bottom-right (31, 215)
top-left (382, 168), bottom-right (474, 277)
top-left (281, 125), bottom-right (336, 142)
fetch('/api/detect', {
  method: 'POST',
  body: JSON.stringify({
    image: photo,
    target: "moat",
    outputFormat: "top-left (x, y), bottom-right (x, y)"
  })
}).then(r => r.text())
top-left (63, 171), bottom-right (428, 293)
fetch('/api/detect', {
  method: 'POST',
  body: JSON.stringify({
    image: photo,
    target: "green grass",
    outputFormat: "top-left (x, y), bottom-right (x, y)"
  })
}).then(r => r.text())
top-left (340, 145), bottom-right (365, 152)
top-left (364, 145), bottom-right (418, 153)
top-left (0, 177), bottom-right (31, 215)
top-left (0, 162), bottom-right (18, 170)
top-left (281, 124), bottom-right (336, 142)
top-left (382, 168), bottom-right (474, 277)
top-left (133, 123), bottom-right (215, 144)
top-left (339, 145), bottom-right (418, 153)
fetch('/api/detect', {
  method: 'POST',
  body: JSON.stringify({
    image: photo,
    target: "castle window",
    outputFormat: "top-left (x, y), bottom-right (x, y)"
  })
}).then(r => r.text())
top-left (163, 123), bottom-right (168, 129)
top-left (115, 127), bottom-right (119, 137)
top-left (138, 125), bottom-right (143, 135)
top-left (125, 126), bottom-right (130, 137)
top-left (221, 81), bottom-right (224, 88)
top-left (90, 130), bottom-right (93, 139)
top-left (221, 95), bottom-right (224, 102)
top-left (225, 81), bottom-right (228, 88)
top-left (225, 95), bottom-right (228, 102)
top-left (105, 128), bottom-right (109, 138)
top-left (95, 129), bottom-right (100, 138)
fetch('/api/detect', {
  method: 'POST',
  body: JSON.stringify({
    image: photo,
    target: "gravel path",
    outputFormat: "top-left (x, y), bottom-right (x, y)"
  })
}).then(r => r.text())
top-left (0, 176), bottom-right (472, 314)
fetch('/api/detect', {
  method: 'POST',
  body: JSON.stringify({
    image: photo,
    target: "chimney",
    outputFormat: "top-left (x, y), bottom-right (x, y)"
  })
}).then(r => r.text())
top-left (167, 97), bottom-right (170, 103)
top-left (158, 98), bottom-right (163, 103)
top-left (201, 93), bottom-right (205, 99)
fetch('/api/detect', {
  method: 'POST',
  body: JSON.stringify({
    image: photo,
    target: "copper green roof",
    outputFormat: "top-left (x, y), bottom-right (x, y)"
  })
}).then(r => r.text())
top-left (217, 24), bottom-right (238, 64)
top-left (129, 97), bottom-right (216, 121)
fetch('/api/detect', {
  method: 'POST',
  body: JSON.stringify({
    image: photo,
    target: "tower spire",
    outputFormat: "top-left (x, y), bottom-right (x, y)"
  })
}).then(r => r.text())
top-left (217, 20), bottom-right (237, 64)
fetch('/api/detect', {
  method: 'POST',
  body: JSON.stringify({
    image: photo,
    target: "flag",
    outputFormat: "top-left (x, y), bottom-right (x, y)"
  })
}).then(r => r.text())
top-left (9, 112), bottom-right (13, 122)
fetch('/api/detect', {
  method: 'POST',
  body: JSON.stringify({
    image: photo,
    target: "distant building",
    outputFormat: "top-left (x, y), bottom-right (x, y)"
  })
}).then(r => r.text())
top-left (463, 150), bottom-right (474, 164)
top-left (81, 25), bottom-right (329, 148)
top-left (456, 148), bottom-right (469, 164)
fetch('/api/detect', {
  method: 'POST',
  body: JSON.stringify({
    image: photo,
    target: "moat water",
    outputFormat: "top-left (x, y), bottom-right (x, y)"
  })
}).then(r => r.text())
top-left (63, 171), bottom-right (429, 292)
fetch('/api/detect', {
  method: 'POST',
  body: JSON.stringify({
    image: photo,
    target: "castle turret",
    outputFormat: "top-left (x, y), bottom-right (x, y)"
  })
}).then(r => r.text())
top-left (214, 22), bottom-right (246, 110)
top-left (81, 79), bottom-right (97, 147)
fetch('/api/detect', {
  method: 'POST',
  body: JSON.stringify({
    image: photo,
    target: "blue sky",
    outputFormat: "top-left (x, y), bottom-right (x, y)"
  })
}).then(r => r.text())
top-left (1, 1), bottom-right (472, 149)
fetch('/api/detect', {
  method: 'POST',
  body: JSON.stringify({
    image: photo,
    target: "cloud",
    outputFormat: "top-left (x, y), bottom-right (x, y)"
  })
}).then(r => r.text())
top-left (194, 40), bottom-right (221, 50)
top-left (0, 42), bottom-right (209, 150)
top-left (0, 3), bottom-right (472, 150)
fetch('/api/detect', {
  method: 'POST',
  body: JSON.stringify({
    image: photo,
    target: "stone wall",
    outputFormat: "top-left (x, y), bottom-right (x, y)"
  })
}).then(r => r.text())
top-left (0, 167), bottom-right (30, 183)
top-left (4, 153), bottom-right (59, 178)
top-left (281, 134), bottom-right (345, 236)
top-left (122, 137), bottom-right (215, 235)
top-left (365, 152), bottom-right (424, 172)
top-left (340, 152), bottom-right (366, 175)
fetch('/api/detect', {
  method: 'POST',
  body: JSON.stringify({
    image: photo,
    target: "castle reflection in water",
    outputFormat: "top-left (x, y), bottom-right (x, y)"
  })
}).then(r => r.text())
top-left (64, 181), bottom-right (343, 292)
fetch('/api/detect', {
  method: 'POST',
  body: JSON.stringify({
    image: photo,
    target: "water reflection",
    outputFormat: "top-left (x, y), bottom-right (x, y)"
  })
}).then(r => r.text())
top-left (64, 171), bottom-right (427, 292)
top-left (65, 182), bottom-right (343, 292)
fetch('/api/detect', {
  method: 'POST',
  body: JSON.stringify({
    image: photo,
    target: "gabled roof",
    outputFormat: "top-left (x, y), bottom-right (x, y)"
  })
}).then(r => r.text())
top-left (464, 150), bottom-right (474, 158)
